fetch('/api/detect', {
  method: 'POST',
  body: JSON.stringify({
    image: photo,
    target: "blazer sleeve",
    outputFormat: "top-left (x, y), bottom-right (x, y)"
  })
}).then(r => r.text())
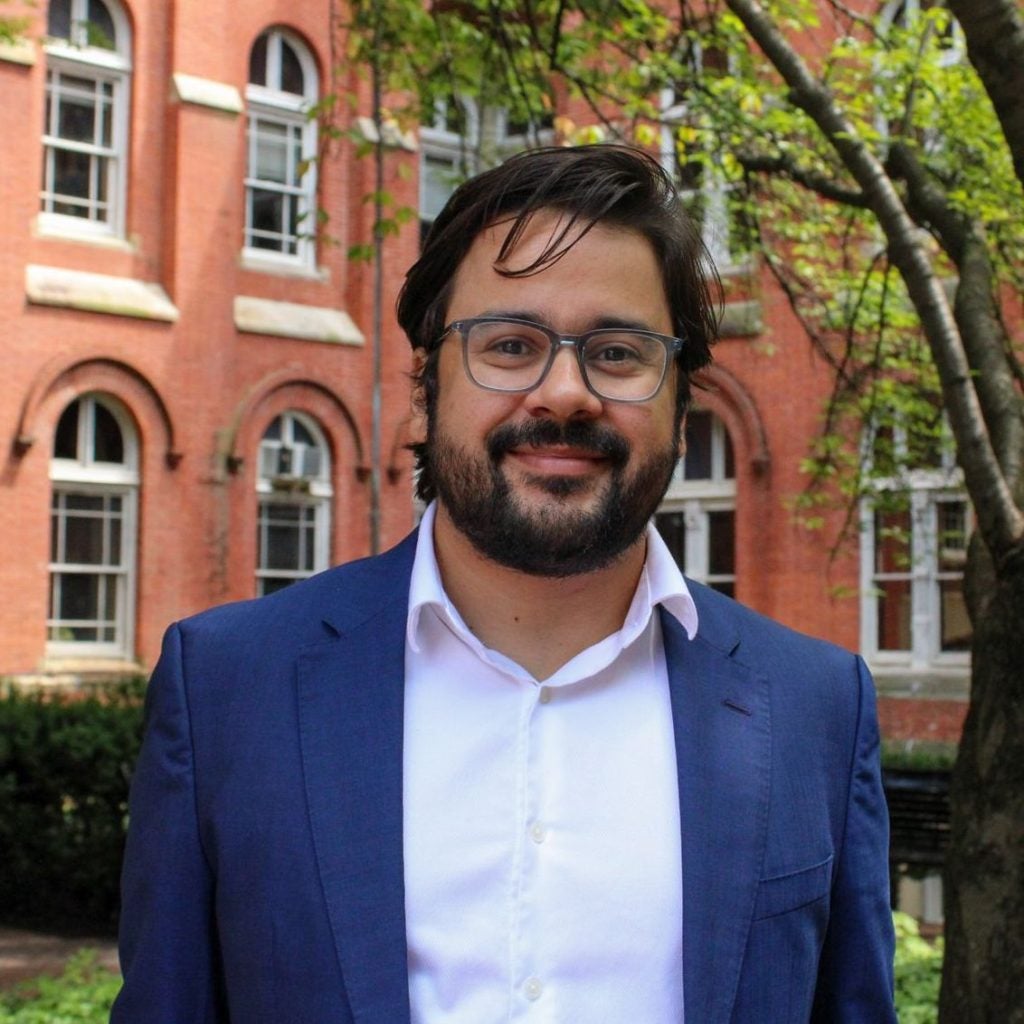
top-left (111, 623), bottom-right (227, 1023)
top-left (811, 656), bottom-right (898, 1023)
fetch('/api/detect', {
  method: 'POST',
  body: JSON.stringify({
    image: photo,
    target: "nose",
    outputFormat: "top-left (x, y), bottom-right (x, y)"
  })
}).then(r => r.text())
top-left (522, 344), bottom-right (604, 421)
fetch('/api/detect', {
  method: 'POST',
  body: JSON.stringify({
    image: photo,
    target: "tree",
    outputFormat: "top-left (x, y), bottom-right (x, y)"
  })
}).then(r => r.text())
top-left (342, 1), bottom-right (1024, 1017)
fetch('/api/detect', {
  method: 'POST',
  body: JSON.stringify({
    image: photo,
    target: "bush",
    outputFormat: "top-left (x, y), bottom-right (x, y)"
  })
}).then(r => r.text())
top-left (893, 910), bottom-right (943, 1023)
top-left (0, 683), bottom-right (144, 934)
top-left (0, 951), bottom-right (120, 1024)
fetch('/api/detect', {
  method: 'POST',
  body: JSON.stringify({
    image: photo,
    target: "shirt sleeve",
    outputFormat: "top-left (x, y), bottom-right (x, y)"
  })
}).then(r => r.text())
top-left (811, 655), bottom-right (898, 1022)
top-left (111, 622), bottom-right (228, 1023)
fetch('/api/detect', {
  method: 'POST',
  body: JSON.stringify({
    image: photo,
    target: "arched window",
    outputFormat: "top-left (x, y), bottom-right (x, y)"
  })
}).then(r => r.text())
top-left (48, 394), bottom-right (138, 655)
top-left (244, 28), bottom-right (318, 267)
top-left (656, 410), bottom-right (737, 596)
top-left (256, 411), bottom-right (331, 596)
top-left (41, 0), bottom-right (132, 238)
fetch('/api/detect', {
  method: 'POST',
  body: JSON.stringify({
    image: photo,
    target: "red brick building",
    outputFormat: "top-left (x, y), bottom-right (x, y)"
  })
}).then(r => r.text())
top-left (1, 0), bottom-right (420, 683)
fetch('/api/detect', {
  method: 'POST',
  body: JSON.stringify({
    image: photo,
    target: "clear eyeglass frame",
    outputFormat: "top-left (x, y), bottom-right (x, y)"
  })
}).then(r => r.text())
top-left (440, 316), bottom-right (686, 403)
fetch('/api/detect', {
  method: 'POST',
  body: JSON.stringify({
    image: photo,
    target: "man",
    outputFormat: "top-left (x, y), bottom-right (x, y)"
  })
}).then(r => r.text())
top-left (113, 145), bottom-right (896, 1023)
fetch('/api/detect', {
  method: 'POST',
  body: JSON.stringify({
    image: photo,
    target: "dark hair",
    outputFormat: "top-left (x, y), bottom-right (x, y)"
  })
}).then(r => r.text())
top-left (397, 144), bottom-right (721, 502)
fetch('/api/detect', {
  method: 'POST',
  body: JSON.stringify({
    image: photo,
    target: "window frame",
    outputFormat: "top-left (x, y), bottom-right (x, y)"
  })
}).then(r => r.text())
top-left (859, 418), bottom-right (971, 671)
top-left (40, 0), bottom-right (132, 241)
top-left (47, 394), bottom-right (138, 659)
top-left (255, 410), bottom-right (332, 596)
top-left (657, 410), bottom-right (738, 594)
top-left (243, 28), bottom-right (319, 271)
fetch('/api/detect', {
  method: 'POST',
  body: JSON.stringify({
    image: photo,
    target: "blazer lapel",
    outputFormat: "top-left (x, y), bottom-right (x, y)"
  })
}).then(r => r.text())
top-left (297, 594), bottom-right (411, 1024)
top-left (661, 607), bottom-right (771, 1024)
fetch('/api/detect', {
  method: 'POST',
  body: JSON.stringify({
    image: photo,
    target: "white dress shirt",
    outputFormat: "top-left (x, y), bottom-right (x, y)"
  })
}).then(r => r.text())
top-left (403, 503), bottom-right (698, 1023)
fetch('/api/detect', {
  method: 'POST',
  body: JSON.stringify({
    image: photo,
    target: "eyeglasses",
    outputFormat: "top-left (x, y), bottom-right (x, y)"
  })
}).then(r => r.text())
top-left (439, 317), bottom-right (685, 403)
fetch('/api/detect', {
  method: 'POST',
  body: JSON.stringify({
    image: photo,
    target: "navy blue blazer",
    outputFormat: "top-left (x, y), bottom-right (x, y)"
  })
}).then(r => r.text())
top-left (112, 531), bottom-right (896, 1023)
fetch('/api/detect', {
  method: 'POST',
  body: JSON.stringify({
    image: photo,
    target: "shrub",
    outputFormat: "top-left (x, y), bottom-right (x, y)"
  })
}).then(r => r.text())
top-left (893, 910), bottom-right (943, 1023)
top-left (0, 951), bottom-right (120, 1024)
top-left (0, 683), bottom-right (144, 934)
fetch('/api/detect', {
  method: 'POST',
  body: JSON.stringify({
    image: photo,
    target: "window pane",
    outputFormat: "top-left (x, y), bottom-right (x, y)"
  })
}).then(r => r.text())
top-left (262, 504), bottom-right (302, 570)
top-left (65, 512), bottom-right (105, 564)
top-left (279, 38), bottom-right (305, 96)
top-left (254, 121), bottom-right (290, 182)
top-left (936, 501), bottom-right (968, 572)
top-left (940, 579), bottom-right (971, 651)
top-left (249, 32), bottom-right (268, 86)
top-left (875, 509), bottom-right (911, 574)
top-left (86, 0), bottom-right (117, 50)
top-left (65, 493), bottom-right (104, 511)
top-left (109, 515), bottom-right (122, 563)
top-left (260, 577), bottom-right (293, 597)
top-left (250, 190), bottom-right (285, 249)
top-left (707, 510), bottom-right (736, 576)
top-left (58, 572), bottom-right (100, 621)
top-left (877, 580), bottom-right (912, 651)
top-left (54, 401), bottom-right (80, 459)
top-left (53, 149), bottom-right (92, 203)
top-left (655, 512), bottom-right (687, 572)
top-left (263, 416), bottom-right (283, 442)
top-left (290, 418), bottom-right (315, 446)
top-left (92, 402), bottom-right (124, 463)
top-left (48, 0), bottom-right (72, 39)
top-left (711, 581), bottom-right (735, 598)
top-left (723, 428), bottom-right (735, 479)
top-left (683, 411), bottom-right (712, 480)
top-left (57, 92), bottom-right (99, 144)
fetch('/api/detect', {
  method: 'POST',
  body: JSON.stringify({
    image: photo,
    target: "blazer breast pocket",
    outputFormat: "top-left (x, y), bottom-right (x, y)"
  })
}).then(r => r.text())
top-left (753, 854), bottom-right (834, 921)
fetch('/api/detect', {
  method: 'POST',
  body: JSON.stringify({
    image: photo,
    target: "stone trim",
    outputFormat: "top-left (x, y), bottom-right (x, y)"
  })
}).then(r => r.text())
top-left (234, 295), bottom-right (365, 345)
top-left (171, 71), bottom-right (244, 114)
top-left (26, 264), bottom-right (179, 322)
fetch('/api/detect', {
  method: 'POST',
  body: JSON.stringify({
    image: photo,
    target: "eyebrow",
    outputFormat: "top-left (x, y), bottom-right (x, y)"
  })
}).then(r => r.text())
top-left (473, 309), bottom-right (661, 334)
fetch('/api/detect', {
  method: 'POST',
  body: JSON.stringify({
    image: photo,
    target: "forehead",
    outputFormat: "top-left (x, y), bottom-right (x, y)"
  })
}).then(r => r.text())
top-left (447, 210), bottom-right (671, 332)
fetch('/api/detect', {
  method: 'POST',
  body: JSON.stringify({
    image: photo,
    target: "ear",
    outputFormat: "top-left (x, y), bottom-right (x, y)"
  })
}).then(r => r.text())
top-left (409, 347), bottom-right (429, 444)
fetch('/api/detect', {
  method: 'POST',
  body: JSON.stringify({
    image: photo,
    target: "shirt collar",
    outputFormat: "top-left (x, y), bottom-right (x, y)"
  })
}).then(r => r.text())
top-left (407, 502), bottom-right (699, 656)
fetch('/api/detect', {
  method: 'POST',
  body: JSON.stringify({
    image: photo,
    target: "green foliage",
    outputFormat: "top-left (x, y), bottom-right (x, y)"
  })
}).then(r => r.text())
top-left (0, 951), bottom-right (120, 1024)
top-left (883, 740), bottom-right (958, 772)
top-left (893, 911), bottom-right (943, 1024)
top-left (0, 683), bottom-right (145, 933)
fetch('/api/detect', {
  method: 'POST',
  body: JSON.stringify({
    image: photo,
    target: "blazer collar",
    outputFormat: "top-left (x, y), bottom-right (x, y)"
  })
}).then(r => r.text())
top-left (661, 601), bottom-right (771, 1024)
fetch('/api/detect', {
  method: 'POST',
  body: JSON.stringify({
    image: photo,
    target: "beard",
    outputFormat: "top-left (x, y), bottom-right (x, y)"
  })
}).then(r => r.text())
top-left (429, 415), bottom-right (679, 578)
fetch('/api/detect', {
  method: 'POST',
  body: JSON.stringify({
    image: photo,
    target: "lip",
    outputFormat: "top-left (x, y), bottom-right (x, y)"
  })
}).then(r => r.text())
top-left (506, 446), bottom-right (608, 476)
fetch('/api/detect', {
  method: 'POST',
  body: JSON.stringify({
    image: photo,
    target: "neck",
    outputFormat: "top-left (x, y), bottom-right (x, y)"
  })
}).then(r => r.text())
top-left (430, 503), bottom-right (647, 680)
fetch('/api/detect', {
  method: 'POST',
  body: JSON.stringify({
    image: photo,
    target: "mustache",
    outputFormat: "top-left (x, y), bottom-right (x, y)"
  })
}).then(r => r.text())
top-left (486, 419), bottom-right (631, 467)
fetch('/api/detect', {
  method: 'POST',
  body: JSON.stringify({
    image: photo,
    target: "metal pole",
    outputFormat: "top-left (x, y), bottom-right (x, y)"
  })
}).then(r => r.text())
top-left (369, 0), bottom-right (383, 555)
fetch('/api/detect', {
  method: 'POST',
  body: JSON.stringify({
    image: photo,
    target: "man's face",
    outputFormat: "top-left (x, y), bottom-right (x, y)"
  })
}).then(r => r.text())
top-left (425, 210), bottom-right (682, 577)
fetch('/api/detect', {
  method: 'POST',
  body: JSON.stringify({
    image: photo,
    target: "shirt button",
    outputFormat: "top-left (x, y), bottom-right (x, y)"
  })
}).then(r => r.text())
top-left (530, 822), bottom-right (547, 844)
top-left (523, 977), bottom-right (544, 1000)
top-left (538, 686), bottom-right (552, 704)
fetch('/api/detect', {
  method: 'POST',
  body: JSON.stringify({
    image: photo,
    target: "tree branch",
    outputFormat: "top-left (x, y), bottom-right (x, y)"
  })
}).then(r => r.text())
top-left (946, 0), bottom-right (1024, 195)
top-left (738, 151), bottom-right (867, 206)
top-left (724, 0), bottom-right (1024, 561)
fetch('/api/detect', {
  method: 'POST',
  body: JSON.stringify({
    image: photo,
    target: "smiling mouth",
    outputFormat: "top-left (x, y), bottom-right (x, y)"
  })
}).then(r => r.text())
top-left (507, 446), bottom-right (608, 477)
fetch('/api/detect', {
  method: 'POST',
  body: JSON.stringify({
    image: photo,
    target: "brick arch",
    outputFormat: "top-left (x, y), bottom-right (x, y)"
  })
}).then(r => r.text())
top-left (221, 372), bottom-right (365, 482)
top-left (14, 354), bottom-right (181, 467)
top-left (691, 364), bottom-right (771, 478)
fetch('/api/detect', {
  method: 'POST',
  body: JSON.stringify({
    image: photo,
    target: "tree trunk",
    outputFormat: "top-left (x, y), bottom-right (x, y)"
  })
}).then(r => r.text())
top-left (941, 553), bottom-right (1024, 1022)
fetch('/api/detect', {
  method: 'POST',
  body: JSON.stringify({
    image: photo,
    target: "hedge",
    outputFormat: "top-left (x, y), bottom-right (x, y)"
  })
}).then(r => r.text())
top-left (0, 682), bottom-right (144, 935)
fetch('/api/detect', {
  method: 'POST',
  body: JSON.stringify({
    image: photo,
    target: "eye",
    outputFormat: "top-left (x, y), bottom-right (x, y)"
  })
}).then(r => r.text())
top-left (469, 323), bottom-right (549, 364)
top-left (585, 335), bottom-right (654, 373)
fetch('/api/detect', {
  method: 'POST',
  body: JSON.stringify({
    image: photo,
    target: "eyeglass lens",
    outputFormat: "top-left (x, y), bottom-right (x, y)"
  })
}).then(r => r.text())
top-left (464, 320), bottom-right (670, 401)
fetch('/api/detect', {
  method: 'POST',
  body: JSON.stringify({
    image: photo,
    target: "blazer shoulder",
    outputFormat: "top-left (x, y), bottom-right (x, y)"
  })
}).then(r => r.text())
top-left (687, 578), bottom-right (862, 680)
top-left (177, 530), bottom-right (418, 649)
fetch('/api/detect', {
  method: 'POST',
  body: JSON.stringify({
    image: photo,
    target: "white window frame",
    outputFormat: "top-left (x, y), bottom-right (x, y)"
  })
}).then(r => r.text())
top-left (243, 28), bottom-right (319, 270)
top-left (418, 96), bottom-right (553, 238)
top-left (657, 411), bottom-right (737, 593)
top-left (41, 0), bottom-right (132, 241)
top-left (255, 411), bottom-right (331, 596)
top-left (859, 419), bottom-right (971, 671)
top-left (48, 394), bottom-right (138, 658)
top-left (658, 42), bottom-right (747, 271)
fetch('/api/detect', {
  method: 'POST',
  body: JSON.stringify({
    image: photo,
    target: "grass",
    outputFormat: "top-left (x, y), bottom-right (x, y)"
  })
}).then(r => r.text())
top-left (0, 951), bottom-right (120, 1024)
